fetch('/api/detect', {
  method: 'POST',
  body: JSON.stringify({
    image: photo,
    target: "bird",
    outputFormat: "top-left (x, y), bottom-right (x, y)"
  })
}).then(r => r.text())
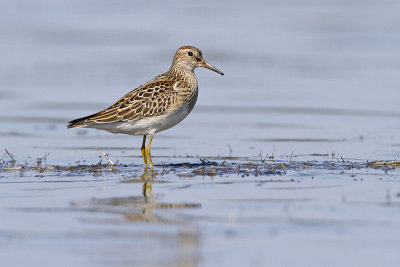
top-left (67, 46), bottom-right (224, 167)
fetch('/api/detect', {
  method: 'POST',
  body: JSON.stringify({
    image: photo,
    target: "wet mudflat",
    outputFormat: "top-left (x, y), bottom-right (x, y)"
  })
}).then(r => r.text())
top-left (1, 0), bottom-right (400, 266)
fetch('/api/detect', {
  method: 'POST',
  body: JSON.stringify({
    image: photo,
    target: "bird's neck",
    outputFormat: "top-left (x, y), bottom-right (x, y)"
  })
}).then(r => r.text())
top-left (168, 64), bottom-right (198, 89)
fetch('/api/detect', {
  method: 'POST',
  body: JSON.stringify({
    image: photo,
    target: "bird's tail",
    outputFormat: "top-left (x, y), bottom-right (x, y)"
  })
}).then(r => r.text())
top-left (67, 114), bottom-right (96, 129)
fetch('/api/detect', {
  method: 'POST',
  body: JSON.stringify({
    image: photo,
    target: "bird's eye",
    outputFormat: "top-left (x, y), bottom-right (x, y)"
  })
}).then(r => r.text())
top-left (188, 52), bottom-right (193, 56)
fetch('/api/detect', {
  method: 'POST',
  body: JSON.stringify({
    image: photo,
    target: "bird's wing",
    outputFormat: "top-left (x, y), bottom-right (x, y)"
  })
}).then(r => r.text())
top-left (68, 79), bottom-right (178, 128)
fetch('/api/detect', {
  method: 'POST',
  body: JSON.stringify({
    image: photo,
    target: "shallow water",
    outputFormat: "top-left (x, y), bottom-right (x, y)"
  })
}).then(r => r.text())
top-left (1, 0), bottom-right (400, 266)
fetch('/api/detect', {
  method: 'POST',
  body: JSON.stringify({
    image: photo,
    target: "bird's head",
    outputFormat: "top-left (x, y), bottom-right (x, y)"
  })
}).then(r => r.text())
top-left (171, 46), bottom-right (224, 75)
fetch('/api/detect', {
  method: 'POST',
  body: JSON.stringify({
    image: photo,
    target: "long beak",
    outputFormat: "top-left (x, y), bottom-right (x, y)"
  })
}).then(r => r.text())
top-left (201, 59), bottom-right (224, 75)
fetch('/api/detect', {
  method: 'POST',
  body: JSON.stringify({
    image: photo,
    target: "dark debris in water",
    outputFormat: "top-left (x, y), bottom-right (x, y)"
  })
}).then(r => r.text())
top-left (1, 158), bottom-right (399, 178)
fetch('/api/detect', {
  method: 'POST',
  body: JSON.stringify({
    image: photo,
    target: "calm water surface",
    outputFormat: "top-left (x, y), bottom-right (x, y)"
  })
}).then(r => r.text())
top-left (1, 0), bottom-right (400, 266)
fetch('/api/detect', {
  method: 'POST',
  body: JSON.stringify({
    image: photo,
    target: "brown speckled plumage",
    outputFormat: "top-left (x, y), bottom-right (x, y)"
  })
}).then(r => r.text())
top-left (68, 77), bottom-right (179, 126)
top-left (68, 46), bottom-right (223, 166)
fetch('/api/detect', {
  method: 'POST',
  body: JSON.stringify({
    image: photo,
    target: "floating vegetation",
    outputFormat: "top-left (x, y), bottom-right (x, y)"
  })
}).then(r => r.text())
top-left (1, 156), bottom-right (399, 178)
top-left (367, 160), bottom-right (400, 169)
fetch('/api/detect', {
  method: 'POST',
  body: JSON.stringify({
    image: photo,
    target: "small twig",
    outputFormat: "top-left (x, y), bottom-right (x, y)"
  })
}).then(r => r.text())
top-left (289, 151), bottom-right (294, 162)
top-left (270, 145), bottom-right (276, 161)
top-left (96, 147), bottom-right (114, 165)
top-left (227, 144), bottom-right (232, 157)
top-left (281, 163), bottom-right (287, 170)
top-left (261, 153), bottom-right (268, 164)
top-left (5, 149), bottom-right (15, 162)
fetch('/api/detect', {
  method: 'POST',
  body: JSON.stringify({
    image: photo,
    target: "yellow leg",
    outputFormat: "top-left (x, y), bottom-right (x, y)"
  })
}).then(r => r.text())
top-left (141, 135), bottom-right (147, 166)
top-left (145, 134), bottom-right (154, 167)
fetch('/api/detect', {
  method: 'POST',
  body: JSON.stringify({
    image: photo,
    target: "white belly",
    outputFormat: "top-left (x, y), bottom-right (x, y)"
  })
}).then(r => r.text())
top-left (89, 105), bottom-right (190, 136)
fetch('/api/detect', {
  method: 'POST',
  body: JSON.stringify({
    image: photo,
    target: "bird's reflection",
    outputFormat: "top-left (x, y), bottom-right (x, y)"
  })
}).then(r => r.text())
top-left (128, 169), bottom-right (200, 266)
top-left (141, 167), bottom-right (157, 201)
top-left (123, 168), bottom-right (163, 223)
top-left (85, 168), bottom-right (201, 266)
top-left (119, 169), bottom-right (199, 223)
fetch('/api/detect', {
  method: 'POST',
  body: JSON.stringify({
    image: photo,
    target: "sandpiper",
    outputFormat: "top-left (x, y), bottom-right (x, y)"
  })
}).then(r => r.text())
top-left (68, 46), bottom-right (224, 167)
